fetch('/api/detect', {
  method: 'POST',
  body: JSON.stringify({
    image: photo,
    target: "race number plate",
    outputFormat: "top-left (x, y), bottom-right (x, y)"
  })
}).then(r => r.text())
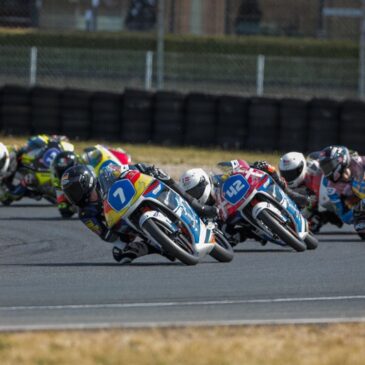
top-left (223, 174), bottom-right (250, 205)
top-left (107, 179), bottom-right (136, 212)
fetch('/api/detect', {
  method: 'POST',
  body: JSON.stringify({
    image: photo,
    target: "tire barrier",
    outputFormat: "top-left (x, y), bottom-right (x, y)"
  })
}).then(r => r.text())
top-left (339, 100), bottom-right (365, 154)
top-left (153, 91), bottom-right (185, 145)
top-left (279, 98), bottom-right (308, 152)
top-left (2, 84), bottom-right (365, 155)
top-left (122, 88), bottom-right (154, 144)
top-left (246, 97), bottom-right (279, 151)
top-left (217, 95), bottom-right (249, 149)
top-left (60, 89), bottom-right (92, 140)
top-left (91, 91), bottom-right (122, 141)
top-left (184, 93), bottom-right (217, 146)
top-left (0, 85), bottom-right (31, 135)
top-left (31, 86), bottom-right (61, 135)
top-left (307, 98), bottom-right (340, 153)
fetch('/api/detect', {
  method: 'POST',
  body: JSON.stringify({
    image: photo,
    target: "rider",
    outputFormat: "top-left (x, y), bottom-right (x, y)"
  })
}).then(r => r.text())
top-left (278, 151), bottom-right (342, 232)
top-left (61, 163), bottom-right (218, 264)
top-left (178, 159), bottom-right (299, 244)
top-left (318, 145), bottom-right (365, 238)
top-left (0, 135), bottom-right (72, 204)
top-left (51, 145), bottom-right (131, 217)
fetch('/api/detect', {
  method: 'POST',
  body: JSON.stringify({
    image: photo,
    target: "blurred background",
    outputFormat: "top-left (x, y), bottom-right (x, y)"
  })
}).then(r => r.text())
top-left (0, 0), bottom-right (364, 98)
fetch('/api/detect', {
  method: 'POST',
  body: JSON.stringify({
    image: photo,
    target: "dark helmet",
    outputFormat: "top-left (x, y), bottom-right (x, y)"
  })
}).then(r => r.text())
top-left (318, 146), bottom-right (351, 182)
top-left (51, 151), bottom-right (79, 180)
top-left (61, 165), bottom-right (96, 207)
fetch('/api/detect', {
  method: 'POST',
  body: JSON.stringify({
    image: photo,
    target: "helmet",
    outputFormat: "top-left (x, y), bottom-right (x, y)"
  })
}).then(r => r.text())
top-left (61, 165), bottom-right (96, 207)
top-left (179, 168), bottom-right (213, 204)
top-left (0, 143), bottom-right (10, 175)
top-left (51, 151), bottom-right (79, 180)
top-left (318, 146), bottom-right (350, 182)
top-left (279, 152), bottom-right (307, 188)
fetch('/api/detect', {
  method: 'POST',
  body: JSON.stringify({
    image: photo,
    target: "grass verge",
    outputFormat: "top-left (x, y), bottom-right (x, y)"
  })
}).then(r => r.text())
top-left (0, 324), bottom-right (364, 365)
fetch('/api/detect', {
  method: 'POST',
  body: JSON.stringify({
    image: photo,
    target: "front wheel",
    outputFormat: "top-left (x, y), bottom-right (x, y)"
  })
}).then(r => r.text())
top-left (258, 209), bottom-right (306, 252)
top-left (1, 199), bottom-right (13, 206)
top-left (209, 229), bottom-right (234, 262)
top-left (142, 218), bottom-right (199, 266)
top-left (304, 232), bottom-right (318, 250)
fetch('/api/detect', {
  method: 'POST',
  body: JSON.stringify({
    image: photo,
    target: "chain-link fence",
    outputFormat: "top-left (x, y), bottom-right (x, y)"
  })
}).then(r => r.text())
top-left (0, 0), bottom-right (363, 98)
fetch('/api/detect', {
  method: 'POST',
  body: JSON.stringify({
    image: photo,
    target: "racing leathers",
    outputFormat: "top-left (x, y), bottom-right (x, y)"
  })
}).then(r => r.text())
top-left (77, 163), bottom-right (218, 264)
top-left (0, 145), bottom-right (26, 204)
top-left (324, 154), bottom-right (365, 236)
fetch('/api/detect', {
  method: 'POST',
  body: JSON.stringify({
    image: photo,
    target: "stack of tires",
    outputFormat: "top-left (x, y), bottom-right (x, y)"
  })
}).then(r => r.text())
top-left (60, 89), bottom-right (92, 140)
top-left (184, 93), bottom-right (217, 146)
top-left (340, 100), bottom-right (365, 154)
top-left (31, 86), bottom-right (61, 135)
top-left (307, 98), bottom-right (340, 152)
top-left (121, 89), bottom-right (154, 143)
top-left (0, 85), bottom-right (31, 135)
top-left (153, 91), bottom-right (185, 145)
top-left (246, 97), bottom-right (279, 151)
top-left (216, 95), bottom-right (249, 149)
top-left (278, 98), bottom-right (308, 152)
top-left (91, 91), bottom-right (122, 141)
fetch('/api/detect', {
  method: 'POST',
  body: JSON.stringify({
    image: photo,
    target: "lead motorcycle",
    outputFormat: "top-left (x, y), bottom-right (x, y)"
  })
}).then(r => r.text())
top-left (99, 164), bottom-right (234, 265)
top-left (215, 160), bottom-right (318, 251)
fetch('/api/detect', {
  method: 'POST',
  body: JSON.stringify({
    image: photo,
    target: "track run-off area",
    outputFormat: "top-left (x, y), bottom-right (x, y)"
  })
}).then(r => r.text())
top-left (0, 199), bottom-right (364, 331)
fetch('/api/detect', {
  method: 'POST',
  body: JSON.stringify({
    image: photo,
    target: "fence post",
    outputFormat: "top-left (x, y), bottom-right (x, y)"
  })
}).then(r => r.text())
top-left (256, 54), bottom-right (265, 96)
top-left (145, 51), bottom-right (154, 90)
top-left (30, 46), bottom-right (38, 86)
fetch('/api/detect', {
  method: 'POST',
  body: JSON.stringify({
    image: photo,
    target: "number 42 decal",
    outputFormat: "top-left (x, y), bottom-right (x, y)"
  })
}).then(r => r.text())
top-left (223, 175), bottom-right (250, 205)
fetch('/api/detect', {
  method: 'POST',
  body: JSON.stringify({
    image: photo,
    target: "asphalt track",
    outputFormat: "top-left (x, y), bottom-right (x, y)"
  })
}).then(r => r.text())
top-left (0, 199), bottom-right (364, 331)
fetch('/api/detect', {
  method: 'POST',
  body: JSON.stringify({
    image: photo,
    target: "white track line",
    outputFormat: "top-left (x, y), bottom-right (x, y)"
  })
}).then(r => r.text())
top-left (1, 295), bottom-right (365, 311)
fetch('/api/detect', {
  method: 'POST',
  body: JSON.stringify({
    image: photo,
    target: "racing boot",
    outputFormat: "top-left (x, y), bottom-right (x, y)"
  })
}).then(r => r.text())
top-left (353, 199), bottom-right (365, 240)
top-left (112, 240), bottom-right (155, 264)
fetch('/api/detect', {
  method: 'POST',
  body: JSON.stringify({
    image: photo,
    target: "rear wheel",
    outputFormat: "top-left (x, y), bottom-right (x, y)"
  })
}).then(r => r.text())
top-left (209, 229), bottom-right (234, 262)
top-left (304, 232), bottom-right (318, 250)
top-left (258, 209), bottom-right (306, 252)
top-left (142, 218), bottom-right (199, 265)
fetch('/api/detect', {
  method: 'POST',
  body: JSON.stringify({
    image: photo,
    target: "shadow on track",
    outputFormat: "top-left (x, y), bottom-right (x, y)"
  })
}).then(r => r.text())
top-left (0, 204), bottom-right (54, 208)
top-left (317, 231), bottom-right (357, 236)
top-left (234, 248), bottom-right (293, 253)
top-left (0, 262), bottom-right (184, 267)
top-left (319, 238), bottom-right (361, 243)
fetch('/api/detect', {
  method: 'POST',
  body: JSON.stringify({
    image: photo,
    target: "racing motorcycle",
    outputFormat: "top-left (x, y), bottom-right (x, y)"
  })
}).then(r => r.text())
top-left (19, 139), bottom-right (74, 204)
top-left (100, 165), bottom-right (234, 265)
top-left (215, 160), bottom-right (318, 252)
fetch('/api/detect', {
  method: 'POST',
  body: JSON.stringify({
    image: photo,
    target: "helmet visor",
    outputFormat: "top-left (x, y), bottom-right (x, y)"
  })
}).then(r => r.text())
top-left (320, 159), bottom-right (338, 177)
top-left (0, 154), bottom-right (7, 171)
top-left (280, 162), bottom-right (304, 183)
top-left (186, 177), bottom-right (208, 200)
top-left (63, 182), bottom-right (86, 206)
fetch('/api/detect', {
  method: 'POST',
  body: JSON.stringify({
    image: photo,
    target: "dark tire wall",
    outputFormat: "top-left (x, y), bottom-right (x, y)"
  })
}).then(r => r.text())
top-left (1, 84), bottom-right (365, 154)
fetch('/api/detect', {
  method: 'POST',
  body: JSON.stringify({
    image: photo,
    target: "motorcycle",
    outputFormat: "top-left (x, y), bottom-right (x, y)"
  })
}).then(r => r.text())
top-left (19, 139), bottom-right (74, 204)
top-left (99, 165), bottom-right (234, 265)
top-left (215, 160), bottom-right (318, 252)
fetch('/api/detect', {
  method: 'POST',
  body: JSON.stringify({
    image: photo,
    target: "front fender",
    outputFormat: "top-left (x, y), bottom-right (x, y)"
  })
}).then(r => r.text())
top-left (139, 210), bottom-right (178, 233)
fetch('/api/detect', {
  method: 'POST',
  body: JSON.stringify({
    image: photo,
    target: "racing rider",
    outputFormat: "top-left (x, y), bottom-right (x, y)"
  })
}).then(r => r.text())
top-left (318, 145), bottom-right (365, 238)
top-left (61, 163), bottom-right (218, 264)
top-left (278, 151), bottom-right (342, 232)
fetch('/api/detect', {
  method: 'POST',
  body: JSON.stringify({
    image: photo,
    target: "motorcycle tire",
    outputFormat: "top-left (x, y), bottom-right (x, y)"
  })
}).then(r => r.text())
top-left (209, 229), bottom-right (234, 262)
top-left (258, 209), bottom-right (306, 252)
top-left (59, 208), bottom-right (75, 219)
top-left (1, 199), bottom-right (13, 206)
top-left (142, 218), bottom-right (199, 266)
top-left (304, 232), bottom-right (318, 250)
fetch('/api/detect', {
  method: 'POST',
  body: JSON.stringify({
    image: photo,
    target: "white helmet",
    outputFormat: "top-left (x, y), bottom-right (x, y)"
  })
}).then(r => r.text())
top-left (279, 152), bottom-right (307, 188)
top-left (0, 143), bottom-right (10, 176)
top-left (179, 168), bottom-right (213, 204)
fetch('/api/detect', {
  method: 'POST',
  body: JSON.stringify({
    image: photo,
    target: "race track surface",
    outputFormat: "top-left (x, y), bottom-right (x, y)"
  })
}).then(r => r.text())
top-left (0, 199), bottom-right (364, 331)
